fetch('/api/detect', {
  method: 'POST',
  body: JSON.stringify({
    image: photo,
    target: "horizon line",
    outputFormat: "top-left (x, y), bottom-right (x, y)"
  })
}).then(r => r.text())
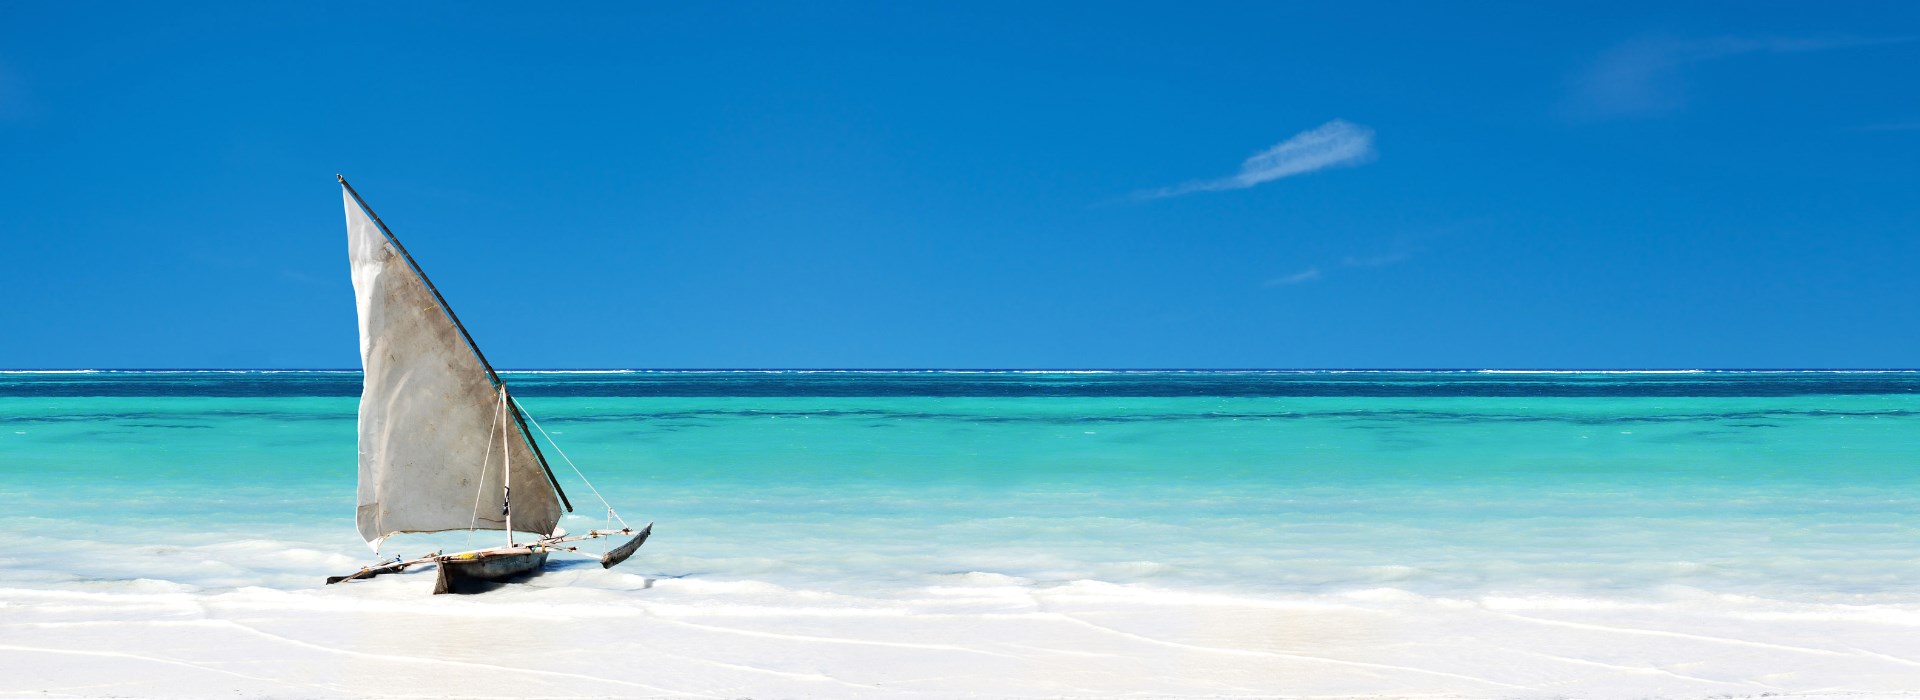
top-left (3, 367), bottom-right (1918, 373)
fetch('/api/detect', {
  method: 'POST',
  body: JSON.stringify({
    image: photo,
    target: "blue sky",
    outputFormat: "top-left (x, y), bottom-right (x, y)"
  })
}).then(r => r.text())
top-left (2, 2), bottom-right (1916, 369)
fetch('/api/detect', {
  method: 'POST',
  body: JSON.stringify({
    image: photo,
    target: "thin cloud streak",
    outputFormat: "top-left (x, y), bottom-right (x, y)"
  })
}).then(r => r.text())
top-left (1260, 222), bottom-right (1475, 289)
top-left (1139, 120), bottom-right (1376, 200)
top-left (1263, 267), bottom-right (1322, 287)
top-left (1567, 34), bottom-right (1915, 120)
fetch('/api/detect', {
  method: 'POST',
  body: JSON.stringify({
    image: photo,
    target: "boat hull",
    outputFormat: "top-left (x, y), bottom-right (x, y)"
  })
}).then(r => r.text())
top-left (433, 548), bottom-right (548, 594)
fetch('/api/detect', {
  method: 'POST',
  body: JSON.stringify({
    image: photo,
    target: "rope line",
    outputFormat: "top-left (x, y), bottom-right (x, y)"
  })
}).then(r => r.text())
top-left (466, 388), bottom-right (506, 549)
top-left (512, 396), bottom-right (629, 530)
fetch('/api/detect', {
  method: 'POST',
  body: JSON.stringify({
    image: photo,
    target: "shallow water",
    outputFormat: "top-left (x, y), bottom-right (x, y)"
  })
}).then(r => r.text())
top-left (5, 370), bottom-right (1917, 600)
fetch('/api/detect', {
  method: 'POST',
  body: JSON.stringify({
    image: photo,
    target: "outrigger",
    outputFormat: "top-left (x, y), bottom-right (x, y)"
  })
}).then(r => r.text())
top-left (326, 523), bottom-right (651, 594)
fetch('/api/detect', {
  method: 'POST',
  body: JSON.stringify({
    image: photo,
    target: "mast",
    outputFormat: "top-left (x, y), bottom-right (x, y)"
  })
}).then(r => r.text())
top-left (502, 386), bottom-right (514, 546)
top-left (338, 174), bottom-right (573, 514)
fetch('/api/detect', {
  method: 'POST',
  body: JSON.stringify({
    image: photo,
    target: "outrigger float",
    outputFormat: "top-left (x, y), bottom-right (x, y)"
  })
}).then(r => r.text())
top-left (325, 176), bottom-right (651, 594)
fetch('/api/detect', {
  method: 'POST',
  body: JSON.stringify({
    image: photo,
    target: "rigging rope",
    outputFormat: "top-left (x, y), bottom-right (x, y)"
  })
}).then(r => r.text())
top-left (465, 388), bottom-right (507, 549)
top-left (511, 396), bottom-right (629, 529)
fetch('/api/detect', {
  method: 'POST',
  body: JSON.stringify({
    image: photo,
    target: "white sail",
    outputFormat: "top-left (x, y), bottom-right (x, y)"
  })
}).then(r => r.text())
top-left (344, 186), bottom-right (564, 547)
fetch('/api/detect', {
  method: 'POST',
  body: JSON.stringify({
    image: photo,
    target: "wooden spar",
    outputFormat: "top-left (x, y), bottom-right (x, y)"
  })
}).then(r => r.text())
top-left (336, 174), bottom-right (572, 514)
top-left (536, 524), bottom-right (653, 546)
top-left (325, 552), bottom-right (443, 585)
top-left (511, 524), bottom-right (653, 569)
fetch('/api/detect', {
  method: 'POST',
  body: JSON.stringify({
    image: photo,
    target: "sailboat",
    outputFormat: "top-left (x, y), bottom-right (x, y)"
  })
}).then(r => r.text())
top-left (326, 175), bottom-right (651, 594)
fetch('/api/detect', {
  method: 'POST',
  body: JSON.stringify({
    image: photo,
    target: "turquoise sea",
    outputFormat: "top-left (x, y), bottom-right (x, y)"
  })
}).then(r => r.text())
top-left (4, 370), bottom-right (1917, 603)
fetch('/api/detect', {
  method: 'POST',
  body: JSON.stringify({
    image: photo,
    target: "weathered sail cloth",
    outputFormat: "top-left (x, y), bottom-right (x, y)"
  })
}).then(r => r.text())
top-left (344, 187), bottom-right (562, 547)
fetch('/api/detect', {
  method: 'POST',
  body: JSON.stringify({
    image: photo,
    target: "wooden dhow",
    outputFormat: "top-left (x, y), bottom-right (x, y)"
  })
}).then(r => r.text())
top-left (326, 175), bottom-right (650, 594)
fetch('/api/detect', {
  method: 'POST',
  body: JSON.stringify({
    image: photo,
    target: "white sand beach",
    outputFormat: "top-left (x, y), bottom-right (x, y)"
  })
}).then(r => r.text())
top-left (7, 559), bottom-right (1920, 699)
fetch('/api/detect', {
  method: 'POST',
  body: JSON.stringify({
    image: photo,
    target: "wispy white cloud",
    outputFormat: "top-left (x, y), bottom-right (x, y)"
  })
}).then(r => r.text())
top-left (1259, 250), bottom-right (1402, 289)
top-left (1139, 120), bottom-right (1376, 200)
top-left (1566, 34), bottom-right (1914, 120)
top-left (1263, 267), bottom-right (1322, 287)
top-left (1258, 221), bottom-right (1482, 290)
